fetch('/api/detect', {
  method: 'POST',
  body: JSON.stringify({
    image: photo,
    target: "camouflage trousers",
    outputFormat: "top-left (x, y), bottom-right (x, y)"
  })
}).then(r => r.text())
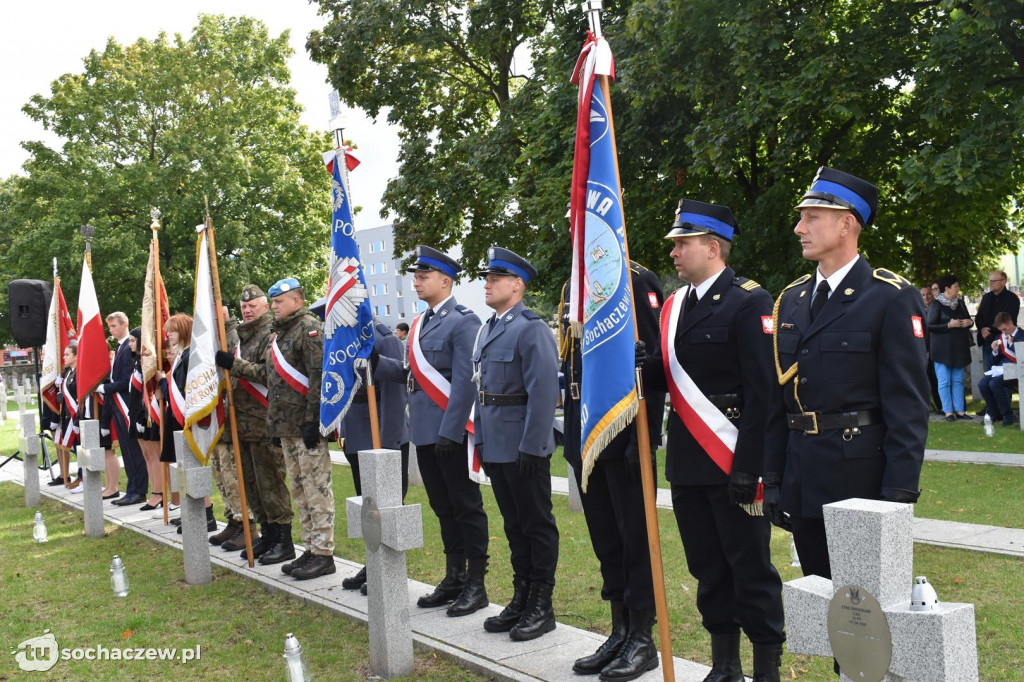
top-left (280, 437), bottom-right (334, 556)
top-left (210, 443), bottom-right (251, 522)
top-left (240, 439), bottom-right (292, 525)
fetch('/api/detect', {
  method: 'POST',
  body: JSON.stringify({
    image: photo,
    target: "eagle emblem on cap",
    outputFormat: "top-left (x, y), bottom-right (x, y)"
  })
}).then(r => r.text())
top-left (488, 247), bottom-right (495, 259)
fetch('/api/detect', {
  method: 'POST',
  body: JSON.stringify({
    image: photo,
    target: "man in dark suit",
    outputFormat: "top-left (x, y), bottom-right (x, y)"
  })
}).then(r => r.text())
top-left (474, 247), bottom-right (560, 642)
top-left (641, 200), bottom-right (785, 682)
top-left (373, 246), bottom-right (490, 617)
top-left (975, 270), bottom-right (1020, 374)
top-left (764, 167), bottom-right (929, 583)
top-left (101, 312), bottom-right (148, 506)
top-left (560, 262), bottom-right (665, 679)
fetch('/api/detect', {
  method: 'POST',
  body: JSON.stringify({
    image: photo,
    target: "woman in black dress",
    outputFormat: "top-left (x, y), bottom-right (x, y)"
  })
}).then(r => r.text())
top-left (157, 314), bottom-right (192, 512)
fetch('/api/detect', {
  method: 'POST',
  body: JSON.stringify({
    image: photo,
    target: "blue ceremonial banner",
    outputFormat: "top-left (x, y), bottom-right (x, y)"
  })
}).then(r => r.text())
top-left (569, 35), bottom-right (638, 489)
top-left (319, 149), bottom-right (374, 435)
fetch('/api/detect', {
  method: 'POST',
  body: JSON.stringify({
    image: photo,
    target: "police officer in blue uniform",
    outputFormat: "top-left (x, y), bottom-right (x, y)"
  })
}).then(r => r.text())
top-left (764, 168), bottom-right (929, 582)
top-left (373, 246), bottom-right (490, 617)
top-left (560, 262), bottom-right (666, 679)
top-left (474, 247), bottom-right (560, 642)
top-left (640, 200), bottom-right (785, 682)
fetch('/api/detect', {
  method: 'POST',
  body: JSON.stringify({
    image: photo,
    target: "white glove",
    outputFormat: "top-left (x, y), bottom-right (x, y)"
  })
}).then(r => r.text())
top-left (49, 421), bottom-right (59, 431)
top-left (54, 376), bottom-right (63, 388)
top-left (96, 384), bottom-right (106, 395)
top-left (100, 428), bottom-right (110, 437)
top-left (136, 423), bottom-right (144, 434)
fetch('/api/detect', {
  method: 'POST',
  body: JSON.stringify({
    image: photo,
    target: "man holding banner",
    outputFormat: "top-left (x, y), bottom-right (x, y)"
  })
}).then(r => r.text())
top-left (640, 200), bottom-right (785, 682)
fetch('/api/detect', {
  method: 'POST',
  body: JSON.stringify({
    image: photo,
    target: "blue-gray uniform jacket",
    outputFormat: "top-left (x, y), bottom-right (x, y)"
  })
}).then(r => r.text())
top-left (473, 301), bottom-right (559, 464)
top-left (374, 297), bottom-right (481, 446)
top-left (342, 322), bottom-right (409, 453)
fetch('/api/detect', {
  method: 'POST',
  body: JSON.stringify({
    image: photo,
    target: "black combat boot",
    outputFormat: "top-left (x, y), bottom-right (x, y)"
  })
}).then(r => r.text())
top-left (509, 582), bottom-right (556, 641)
top-left (342, 566), bottom-right (367, 590)
top-left (291, 553), bottom-right (336, 580)
top-left (483, 576), bottom-right (529, 633)
top-left (240, 524), bottom-right (276, 561)
top-left (573, 600), bottom-right (628, 675)
top-left (282, 549), bottom-right (312, 575)
top-left (447, 557), bottom-right (489, 617)
top-left (416, 554), bottom-right (466, 608)
top-left (222, 521), bottom-right (259, 552)
top-left (258, 523), bottom-right (296, 564)
top-left (702, 633), bottom-right (744, 682)
top-left (209, 518), bottom-right (241, 545)
top-left (599, 608), bottom-right (658, 681)
top-left (751, 643), bottom-right (783, 682)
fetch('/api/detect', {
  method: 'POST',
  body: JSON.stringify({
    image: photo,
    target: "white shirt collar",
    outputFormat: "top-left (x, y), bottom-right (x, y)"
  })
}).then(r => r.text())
top-left (814, 254), bottom-right (860, 298)
top-left (431, 295), bottom-right (453, 314)
top-left (117, 335), bottom-right (130, 346)
top-left (691, 266), bottom-right (727, 301)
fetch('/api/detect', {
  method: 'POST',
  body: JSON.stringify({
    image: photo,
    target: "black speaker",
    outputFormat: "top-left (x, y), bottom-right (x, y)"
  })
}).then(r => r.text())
top-left (8, 279), bottom-right (53, 347)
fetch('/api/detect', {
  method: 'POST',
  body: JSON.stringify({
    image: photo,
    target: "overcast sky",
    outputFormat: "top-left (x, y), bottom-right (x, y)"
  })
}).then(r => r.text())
top-left (0, 0), bottom-right (400, 227)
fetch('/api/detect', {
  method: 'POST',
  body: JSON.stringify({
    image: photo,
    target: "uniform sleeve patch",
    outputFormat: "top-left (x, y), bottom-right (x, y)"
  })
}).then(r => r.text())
top-left (911, 316), bottom-right (924, 338)
top-left (308, 330), bottom-right (319, 337)
top-left (648, 292), bottom-right (660, 309)
top-left (761, 316), bottom-right (774, 334)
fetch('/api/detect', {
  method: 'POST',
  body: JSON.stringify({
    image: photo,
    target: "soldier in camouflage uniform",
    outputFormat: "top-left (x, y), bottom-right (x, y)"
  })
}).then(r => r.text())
top-left (217, 278), bottom-right (335, 580)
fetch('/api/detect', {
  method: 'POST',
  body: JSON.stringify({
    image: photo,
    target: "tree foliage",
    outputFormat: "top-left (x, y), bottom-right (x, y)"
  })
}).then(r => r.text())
top-left (309, 0), bottom-right (1024, 303)
top-left (0, 15), bottom-right (331, 345)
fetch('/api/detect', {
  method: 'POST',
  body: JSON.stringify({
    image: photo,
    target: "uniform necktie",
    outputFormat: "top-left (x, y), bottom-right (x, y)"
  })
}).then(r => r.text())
top-left (422, 308), bottom-right (434, 326)
top-left (685, 287), bottom-right (698, 314)
top-left (810, 280), bottom-right (831, 321)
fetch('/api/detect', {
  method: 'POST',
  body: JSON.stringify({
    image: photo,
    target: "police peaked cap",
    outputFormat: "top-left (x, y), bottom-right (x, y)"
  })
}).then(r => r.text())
top-left (665, 199), bottom-right (739, 242)
top-left (483, 246), bottom-right (538, 284)
top-left (795, 166), bottom-right (878, 227)
top-left (407, 245), bottom-right (462, 279)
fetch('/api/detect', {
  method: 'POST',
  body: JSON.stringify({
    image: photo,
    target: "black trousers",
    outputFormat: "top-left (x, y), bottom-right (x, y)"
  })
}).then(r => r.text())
top-left (488, 459), bottom-right (559, 585)
top-left (416, 442), bottom-right (489, 561)
top-left (790, 515), bottom-right (831, 580)
top-left (345, 443), bottom-right (410, 501)
top-left (671, 484), bottom-right (785, 644)
top-left (112, 405), bottom-right (147, 496)
top-left (568, 454), bottom-right (654, 610)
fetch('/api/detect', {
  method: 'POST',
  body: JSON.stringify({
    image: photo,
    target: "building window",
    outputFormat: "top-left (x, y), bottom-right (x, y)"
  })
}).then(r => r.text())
top-left (376, 239), bottom-right (385, 253)
top-left (396, 289), bottom-right (403, 298)
top-left (379, 261), bottom-right (388, 274)
top-left (398, 312), bottom-right (406, 319)
top-left (374, 304), bottom-right (391, 316)
top-left (368, 262), bottom-right (376, 275)
top-left (372, 283), bottom-right (389, 296)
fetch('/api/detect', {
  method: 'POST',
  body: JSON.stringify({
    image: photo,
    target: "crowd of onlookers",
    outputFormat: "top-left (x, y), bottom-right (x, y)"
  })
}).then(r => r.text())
top-left (919, 270), bottom-right (1021, 425)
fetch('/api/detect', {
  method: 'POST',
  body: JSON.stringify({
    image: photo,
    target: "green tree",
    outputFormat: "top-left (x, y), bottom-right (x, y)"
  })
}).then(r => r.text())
top-left (0, 15), bottom-right (331, 345)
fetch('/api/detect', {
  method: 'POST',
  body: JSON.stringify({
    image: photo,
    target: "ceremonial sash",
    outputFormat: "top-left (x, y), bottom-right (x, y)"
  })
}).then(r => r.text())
top-left (148, 393), bottom-right (162, 427)
top-left (131, 368), bottom-right (143, 393)
top-left (272, 335), bottom-right (309, 396)
top-left (61, 372), bottom-right (78, 421)
top-left (235, 345), bottom-right (269, 408)
top-left (168, 352), bottom-right (187, 426)
top-left (999, 333), bottom-right (1017, 363)
top-left (409, 311), bottom-right (482, 481)
top-left (114, 392), bottom-right (131, 428)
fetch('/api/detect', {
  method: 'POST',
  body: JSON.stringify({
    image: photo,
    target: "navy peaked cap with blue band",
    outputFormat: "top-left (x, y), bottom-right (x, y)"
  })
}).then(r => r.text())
top-left (795, 166), bottom-right (878, 227)
top-left (484, 246), bottom-right (538, 283)
top-left (268, 277), bottom-right (302, 298)
top-left (664, 199), bottom-right (739, 242)
top-left (407, 245), bottom-right (462, 278)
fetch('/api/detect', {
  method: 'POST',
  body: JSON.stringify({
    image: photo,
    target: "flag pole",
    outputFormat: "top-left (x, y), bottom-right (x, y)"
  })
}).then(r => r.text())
top-left (584, 2), bottom-right (675, 678)
top-left (150, 212), bottom-right (171, 526)
top-left (203, 205), bottom-right (256, 567)
top-left (53, 258), bottom-right (69, 486)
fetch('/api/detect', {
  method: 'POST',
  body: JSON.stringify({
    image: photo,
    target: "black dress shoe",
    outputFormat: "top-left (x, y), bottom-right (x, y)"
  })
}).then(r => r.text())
top-left (102, 491), bottom-right (121, 500)
top-left (112, 493), bottom-right (145, 506)
top-left (47, 476), bottom-right (66, 487)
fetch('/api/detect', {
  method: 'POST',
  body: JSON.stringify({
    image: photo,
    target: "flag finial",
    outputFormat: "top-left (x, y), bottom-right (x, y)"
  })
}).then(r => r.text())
top-left (150, 207), bottom-right (161, 232)
top-left (582, 0), bottom-right (603, 38)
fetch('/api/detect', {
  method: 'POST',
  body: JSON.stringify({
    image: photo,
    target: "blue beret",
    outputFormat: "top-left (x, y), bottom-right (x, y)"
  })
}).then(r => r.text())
top-left (268, 277), bottom-right (302, 298)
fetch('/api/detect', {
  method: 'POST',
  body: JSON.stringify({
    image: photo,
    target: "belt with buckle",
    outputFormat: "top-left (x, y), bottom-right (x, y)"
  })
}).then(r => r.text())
top-left (708, 393), bottom-right (741, 419)
top-left (407, 375), bottom-right (421, 392)
top-left (479, 391), bottom-right (529, 406)
top-left (786, 408), bottom-right (883, 435)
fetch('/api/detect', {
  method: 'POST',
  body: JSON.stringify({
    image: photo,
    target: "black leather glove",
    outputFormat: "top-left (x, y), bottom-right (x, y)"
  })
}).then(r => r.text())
top-left (369, 347), bottom-right (380, 371)
top-left (517, 451), bottom-right (544, 478)
top-left (728, 470), bottom-right (760, 506)
top-left (434, 435), bottom-right (460, 459)
top-left (634, 340), bottom-right (647, 368)
top-left (762, 485), bottom-right (791, 531)
top-left (881, 488), bottom-right (919, 504)
top-left (271, 437), bottom-right (282, 447)
top-left (624, 431), bottom-right (641, 483)
top-left (302, 422), bottom-right (320, 449)
top-left (214, 350), bottom-right (234, 370)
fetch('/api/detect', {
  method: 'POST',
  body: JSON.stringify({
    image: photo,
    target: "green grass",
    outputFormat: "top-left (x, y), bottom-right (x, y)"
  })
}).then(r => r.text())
top-left (916, 462), bottom-right (1024, 527)
top-left (0, 484), bottom-right (483, 681)
top-left (926, 419), bottom-right (1024, 453)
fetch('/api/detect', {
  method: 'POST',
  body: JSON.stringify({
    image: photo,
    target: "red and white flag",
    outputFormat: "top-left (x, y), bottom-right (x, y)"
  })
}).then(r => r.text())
top-left (76, 256), bottom-right (111, 402)
top-left (40, 277), bottom-right (76, 412)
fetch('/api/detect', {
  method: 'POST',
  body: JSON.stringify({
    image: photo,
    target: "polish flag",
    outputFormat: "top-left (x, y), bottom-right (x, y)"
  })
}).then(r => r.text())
top-left (76, 256), bottom-right (111, 402)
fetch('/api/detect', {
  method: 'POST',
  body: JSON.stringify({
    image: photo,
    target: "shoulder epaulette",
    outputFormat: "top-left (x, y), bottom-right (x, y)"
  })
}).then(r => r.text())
top-left (734, 277), bottom-right (762, 291)
top-left (629, 261), bottom-right (649, 276)
top-left (454, 304), bottom-right (471, 315)
top-left (872, 268), bottom-right (912, 289)
top-left (375, 322), bottom-right (393, 336)
top-left (781, 274), bottom-right (812, 293)
top-left (521, 309), bottom-right (541, 321)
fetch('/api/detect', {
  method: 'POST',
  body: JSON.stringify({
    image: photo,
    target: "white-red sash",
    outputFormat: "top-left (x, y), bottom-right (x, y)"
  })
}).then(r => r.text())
top-left (235, 344), bottom-right (269, 408)
top-left (271, 335), bottom-right (309, 396)
top-left (408, 311), bottom-right (482, 480)
top-left (131, 368), bottom-right (143, 393)
top-left (148, 393), bottom-right (162, 427)
top-left (1000, 332), bottom-right (1017, 363)
top-left (168, 352), bottom-right (186, 426)
top-left (661, 288), bottom-right (738, 475)
top-left (61, 371), bottom-right (78, 421)
top-left (114, 392), bottom-right (131, 428)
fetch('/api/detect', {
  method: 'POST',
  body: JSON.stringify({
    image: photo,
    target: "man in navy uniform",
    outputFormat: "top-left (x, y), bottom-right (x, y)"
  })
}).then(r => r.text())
top-left (340, 317), bottom-right (410, 593)
top-left (764, 167), bottom-right (929, 582)
top-left (474, 247), bottom-right (560, 642)
top-left (560, 262), bottom-right (666, 679)
top-left (102, 312), bottom-right (149, 506)
top-left (373, 246), bottom-right (490, 617)
top-left (640, 201), bottom-right (785, 682)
